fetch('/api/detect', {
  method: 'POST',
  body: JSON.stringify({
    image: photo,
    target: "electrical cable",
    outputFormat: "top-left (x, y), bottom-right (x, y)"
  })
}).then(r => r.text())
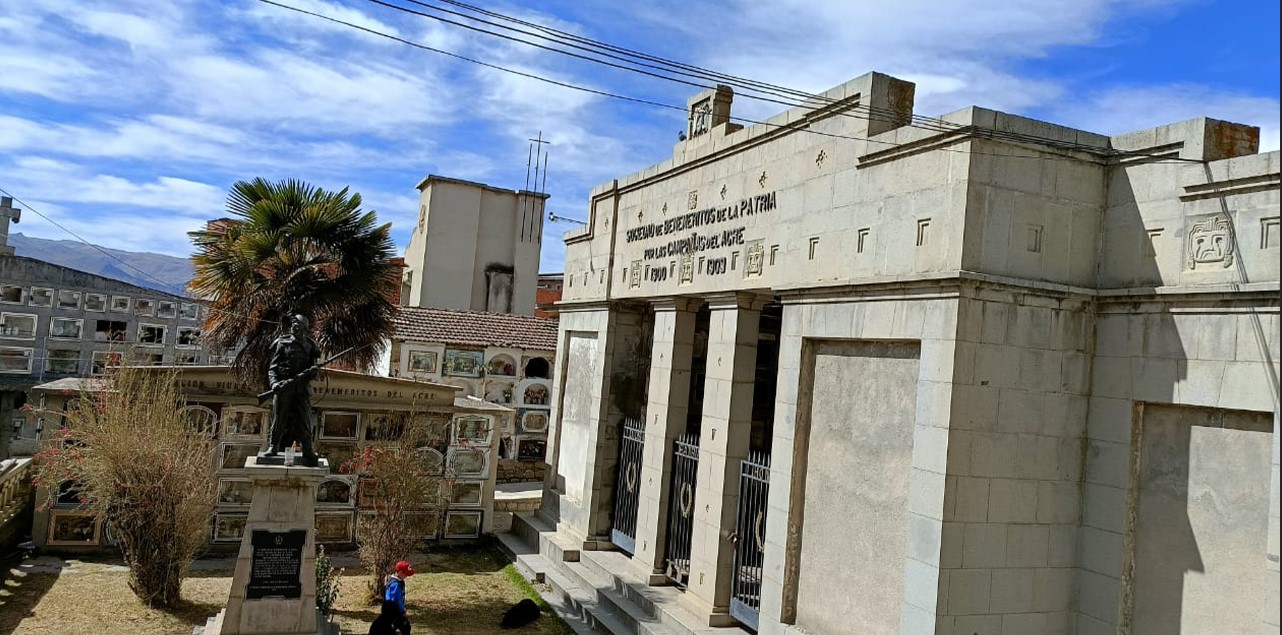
top-left (364, 0), bottom-right (1199, 162)
top-left (260, 0), bottom-right (1194, 165)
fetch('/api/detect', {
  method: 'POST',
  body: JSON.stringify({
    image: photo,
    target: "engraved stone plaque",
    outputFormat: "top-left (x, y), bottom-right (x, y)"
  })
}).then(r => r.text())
top-left (246, 529), bottom-right (306, 599)
top-left (745, 242), bottom-right (765, 276)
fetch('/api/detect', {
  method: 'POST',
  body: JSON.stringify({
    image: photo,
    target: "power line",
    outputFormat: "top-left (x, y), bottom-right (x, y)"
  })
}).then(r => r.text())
top-left (0, 186), bottom-right (195, 299)
top-left (363, 0), bottom-right (1199, 162)
top-left (1, 186), bottom-right (270, 328)
top-left (259, 0), bottom-right (1193, 166)
top-left (256, 0), bottom-right (682, 113)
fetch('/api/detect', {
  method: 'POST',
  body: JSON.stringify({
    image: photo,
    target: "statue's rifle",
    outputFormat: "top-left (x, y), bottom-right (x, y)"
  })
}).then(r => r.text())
top-left (256, 346), bottom-right (357, 406)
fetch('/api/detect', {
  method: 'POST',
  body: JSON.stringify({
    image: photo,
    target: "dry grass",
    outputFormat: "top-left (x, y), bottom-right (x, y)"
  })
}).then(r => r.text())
top-left (0, 546), bottom-right (574, 635)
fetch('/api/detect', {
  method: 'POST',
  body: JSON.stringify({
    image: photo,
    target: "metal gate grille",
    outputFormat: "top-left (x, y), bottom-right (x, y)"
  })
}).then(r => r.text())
top-left (610, 417), bottom-right (645, 554)
top-left (663, 432), bottom-right (700, 587)
top-left (730, 451), bottom-right (770, 631)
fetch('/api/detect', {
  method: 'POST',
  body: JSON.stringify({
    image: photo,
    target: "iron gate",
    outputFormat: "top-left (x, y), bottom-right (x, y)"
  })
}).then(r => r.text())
top-left (664, 432), bottom-right (700, 587)
top-left (730, 451), bottom-right (770, 631)
top-left (610, 417), bottom-right (645, 554)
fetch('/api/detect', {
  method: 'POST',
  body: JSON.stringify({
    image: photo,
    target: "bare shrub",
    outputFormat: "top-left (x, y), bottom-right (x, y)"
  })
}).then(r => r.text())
top-left (33, 364), bottom-right (218, 608)
top-left (344, 412), bottom-right (451, 600)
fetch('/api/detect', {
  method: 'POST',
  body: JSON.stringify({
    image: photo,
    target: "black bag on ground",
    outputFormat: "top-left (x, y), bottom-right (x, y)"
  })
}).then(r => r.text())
top-left (500, 598), bottom-right (541, 629)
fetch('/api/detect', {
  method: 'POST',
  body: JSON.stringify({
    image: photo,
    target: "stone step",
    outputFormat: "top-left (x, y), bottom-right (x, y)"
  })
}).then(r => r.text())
top-left (562, 554), bottom-right (744, 635)
top-left (575, 551), bottom-right (673, 624)
top-left (512, 512), bottom-right (580, 563)
top-left (579, 550), bottom-right (751, 635)
top-left (543, 562), bottom-right (678, 635)
top-left (495, 530), bottom-right (548, 583)
top-left (503, 514), bottom-right (749, 635)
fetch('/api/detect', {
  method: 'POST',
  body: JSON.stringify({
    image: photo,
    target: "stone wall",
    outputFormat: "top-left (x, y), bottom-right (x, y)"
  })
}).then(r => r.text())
top-left (794, 340), bottom-right (921, 635)
top-left (496, 458), bottom-right (545, 483)
top-left (1076, 299), bottom-right (1279, 634)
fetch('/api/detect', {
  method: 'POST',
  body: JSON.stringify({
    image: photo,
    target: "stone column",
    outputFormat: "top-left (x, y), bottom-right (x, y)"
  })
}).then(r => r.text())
top-left (211, 457), bottom-right (334, 635)
top-left (686, 292), bottom-right (764, 624)
top-left (632, 297), bottom-right (698, 580)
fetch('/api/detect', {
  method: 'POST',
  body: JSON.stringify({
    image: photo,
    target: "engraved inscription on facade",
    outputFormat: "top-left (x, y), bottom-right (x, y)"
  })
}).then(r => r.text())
top-left (679, 253), bottom-right (695, 285)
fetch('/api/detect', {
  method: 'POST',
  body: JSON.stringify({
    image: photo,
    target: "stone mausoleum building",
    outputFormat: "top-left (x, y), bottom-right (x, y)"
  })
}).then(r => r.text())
top-left (515, 72), bottom-right (1280, 635)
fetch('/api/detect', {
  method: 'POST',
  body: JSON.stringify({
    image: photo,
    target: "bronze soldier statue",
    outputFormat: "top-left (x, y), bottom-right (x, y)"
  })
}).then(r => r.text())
top-left (264, 314), bottom-right (321, 466)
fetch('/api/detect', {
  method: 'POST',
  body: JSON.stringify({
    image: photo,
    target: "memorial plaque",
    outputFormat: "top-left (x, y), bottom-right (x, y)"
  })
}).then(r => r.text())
top-left (246, 529), bottom-right (306, 599)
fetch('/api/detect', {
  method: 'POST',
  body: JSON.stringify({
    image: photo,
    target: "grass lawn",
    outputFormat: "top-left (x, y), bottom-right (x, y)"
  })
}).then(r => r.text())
top-left (0, 545), bottom-right (574, 635)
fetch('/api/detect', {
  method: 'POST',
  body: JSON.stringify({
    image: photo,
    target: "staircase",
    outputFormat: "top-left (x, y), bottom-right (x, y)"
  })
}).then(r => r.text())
top-left (497, 513), bottom-right (753, 635)
top-left (0, 458), bottom-right (33, 548)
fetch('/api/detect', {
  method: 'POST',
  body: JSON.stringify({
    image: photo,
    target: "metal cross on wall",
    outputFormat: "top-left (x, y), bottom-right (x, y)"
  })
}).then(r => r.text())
top-left (0, 196), bottom-right (20, 257)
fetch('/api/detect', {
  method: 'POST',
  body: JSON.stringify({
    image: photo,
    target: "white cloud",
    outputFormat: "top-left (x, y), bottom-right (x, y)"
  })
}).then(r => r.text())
top-left (1050, 85), bottom-right (1281, 151)
top-left (236, 0), bottom-right (407, 39)
top-left (0, 48), bottom-right (99, 100)
top-left (4, 157), bottom-right (223, 211)
top-left (0, 0), bottom-right (1272, 275)
top-left (0, 158), bottom-right (224, 256)
top-left (170, 50), bottom-right (454, 134)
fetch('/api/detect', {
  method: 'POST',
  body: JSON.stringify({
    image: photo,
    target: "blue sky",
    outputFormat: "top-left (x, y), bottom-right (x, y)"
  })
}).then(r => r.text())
top-left (1, 0), bottom-right (1277, 275)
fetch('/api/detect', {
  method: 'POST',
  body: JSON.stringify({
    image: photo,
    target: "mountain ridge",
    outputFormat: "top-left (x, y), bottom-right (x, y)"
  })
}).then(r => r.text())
top-left (9, 232), bottom-right (194, 296)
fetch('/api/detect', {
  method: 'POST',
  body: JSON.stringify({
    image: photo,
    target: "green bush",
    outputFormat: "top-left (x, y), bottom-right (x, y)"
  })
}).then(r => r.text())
top-left (316, 544), bottom-right (342, 620)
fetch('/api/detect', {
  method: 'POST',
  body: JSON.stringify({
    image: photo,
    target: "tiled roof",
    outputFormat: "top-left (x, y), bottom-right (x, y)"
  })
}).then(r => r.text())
top-left (393, 306), bottom-right (558, 351)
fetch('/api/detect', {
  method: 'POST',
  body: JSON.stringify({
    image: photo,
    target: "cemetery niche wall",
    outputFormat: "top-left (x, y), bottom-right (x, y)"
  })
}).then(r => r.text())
top-left (386, 305), bottom-right (557, 483)
top-left (29, 365), bottom-right (508, 553)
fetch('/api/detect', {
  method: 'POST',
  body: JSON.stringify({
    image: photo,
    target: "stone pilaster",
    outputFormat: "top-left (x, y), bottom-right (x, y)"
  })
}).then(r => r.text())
top-left (686, 292), bottom-right (765, 624)
top-left (1265, 408), bottom-right (1281, 631)
top-left (632, 297), bottom-right (698, 580)
top-left (580, 304), bottom-right (649, 545)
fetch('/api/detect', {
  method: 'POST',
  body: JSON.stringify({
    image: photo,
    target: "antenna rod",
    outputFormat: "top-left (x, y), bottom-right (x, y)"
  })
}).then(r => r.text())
top-left (532, 131), bottom-right (542, 199)
top-left (527, 132), bottom-right (551, 241)
top-left (524, 142), bottom-right (533, 192)
top-left (540, 150), bottom-right (549, 196)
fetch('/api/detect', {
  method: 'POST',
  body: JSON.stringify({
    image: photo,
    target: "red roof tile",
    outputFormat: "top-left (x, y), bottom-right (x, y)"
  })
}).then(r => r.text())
top-left (393, 306), bottom-right (558, 351)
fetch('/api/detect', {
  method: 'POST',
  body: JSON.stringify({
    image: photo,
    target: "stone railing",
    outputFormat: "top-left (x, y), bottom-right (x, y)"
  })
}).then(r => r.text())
top-left (0, 457), bottom-right (33, 546)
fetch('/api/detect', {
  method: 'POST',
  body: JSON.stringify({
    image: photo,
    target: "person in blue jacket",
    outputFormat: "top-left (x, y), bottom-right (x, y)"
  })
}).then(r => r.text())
top-left (384, 560), bottom-right (414, 634)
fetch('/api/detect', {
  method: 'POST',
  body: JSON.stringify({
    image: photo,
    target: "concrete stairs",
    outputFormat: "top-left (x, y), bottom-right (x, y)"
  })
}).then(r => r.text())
top-left (497, 513), bottom-right (752, 635)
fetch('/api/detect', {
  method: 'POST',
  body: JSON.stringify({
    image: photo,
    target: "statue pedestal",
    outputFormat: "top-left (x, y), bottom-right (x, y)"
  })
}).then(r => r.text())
top-left (205, 457), bottom-right (339, 635)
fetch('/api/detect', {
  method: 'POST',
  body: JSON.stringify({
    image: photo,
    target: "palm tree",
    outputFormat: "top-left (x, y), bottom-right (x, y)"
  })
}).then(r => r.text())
top-left (189, 178), bottom-right (399, 387)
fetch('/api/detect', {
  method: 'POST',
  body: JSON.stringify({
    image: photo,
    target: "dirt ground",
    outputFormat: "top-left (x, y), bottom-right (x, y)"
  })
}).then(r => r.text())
top-left (0, 545), bottom-right (573, 635)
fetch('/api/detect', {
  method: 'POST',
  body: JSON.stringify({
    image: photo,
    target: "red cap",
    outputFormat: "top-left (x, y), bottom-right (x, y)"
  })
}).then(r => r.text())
top-left (395, 560), bottom-right (415, 577)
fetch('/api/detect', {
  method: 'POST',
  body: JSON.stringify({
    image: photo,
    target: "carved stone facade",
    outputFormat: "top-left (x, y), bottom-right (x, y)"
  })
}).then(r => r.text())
top-left (531, 71), bottom-right (1280, 635)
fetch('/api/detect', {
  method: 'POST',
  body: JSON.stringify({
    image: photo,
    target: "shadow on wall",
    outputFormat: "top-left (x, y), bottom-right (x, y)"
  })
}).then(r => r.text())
top-left (1126, 405), bottom-right (1274, 635)
top-left (1107, 165), bottom-right (1279, 635)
